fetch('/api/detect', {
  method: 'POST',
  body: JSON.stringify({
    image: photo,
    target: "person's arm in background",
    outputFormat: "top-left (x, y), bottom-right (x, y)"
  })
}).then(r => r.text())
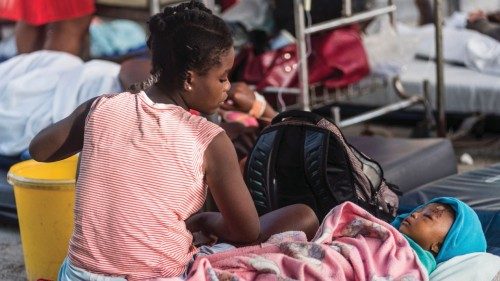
top-left (467, 10), bottom-right (500, 42)
top-left (221, 82), bottom-right (277, 123)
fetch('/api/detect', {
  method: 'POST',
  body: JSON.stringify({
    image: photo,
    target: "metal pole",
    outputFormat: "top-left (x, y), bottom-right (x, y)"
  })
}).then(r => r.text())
top-left (149, 0), bottom-right (161, 15)
top-left (388, 0), bottom-right (395, 27)
top-left (343, 0), bottom-right (352, 17)
top-left (339, 96), bottom-right (422, 128)
top-left (434, 0), bottom-right (446, 137)
top-left (294, 0), bottom-right (311, 111)
top-left (305, 5), bottom-right (396, 35)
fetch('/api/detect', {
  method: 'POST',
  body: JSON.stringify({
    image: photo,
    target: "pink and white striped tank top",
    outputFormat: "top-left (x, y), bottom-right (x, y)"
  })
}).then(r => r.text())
top-left (68, 91), bottom-right (223, 280)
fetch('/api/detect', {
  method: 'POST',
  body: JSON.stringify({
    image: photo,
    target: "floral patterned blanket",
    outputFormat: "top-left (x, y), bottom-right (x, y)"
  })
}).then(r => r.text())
top-left (187, 202), bottom-right (428, 281)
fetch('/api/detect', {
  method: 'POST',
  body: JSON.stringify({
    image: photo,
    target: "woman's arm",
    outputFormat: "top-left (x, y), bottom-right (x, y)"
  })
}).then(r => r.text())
top-left (29, 97), bottom-right (97, 162)
top-left (191, 132), bottom-right (260, 244)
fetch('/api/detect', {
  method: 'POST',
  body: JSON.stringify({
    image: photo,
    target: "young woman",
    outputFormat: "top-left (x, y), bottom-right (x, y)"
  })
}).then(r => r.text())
top-left (29, 2), bottom-right (318, 280)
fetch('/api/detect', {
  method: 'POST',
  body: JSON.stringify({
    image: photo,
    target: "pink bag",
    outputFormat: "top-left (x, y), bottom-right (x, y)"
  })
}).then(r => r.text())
top-left (237, 25), bottom-right (370, 90)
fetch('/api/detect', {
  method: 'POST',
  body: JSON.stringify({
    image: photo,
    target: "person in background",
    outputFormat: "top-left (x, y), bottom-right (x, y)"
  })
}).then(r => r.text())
top-left (29, 2), bottom-right (318, 279)
top-left (0, 0), bottom-right (94, 56)
top-left (467, 9), bottom-right (500, 42)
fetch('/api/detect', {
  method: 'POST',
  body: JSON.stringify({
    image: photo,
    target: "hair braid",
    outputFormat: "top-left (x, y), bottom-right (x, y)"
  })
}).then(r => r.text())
top-left (129, 71), bottom-right (161, 93)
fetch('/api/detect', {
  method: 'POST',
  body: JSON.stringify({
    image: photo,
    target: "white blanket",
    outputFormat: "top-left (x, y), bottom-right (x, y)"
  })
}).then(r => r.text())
top-left (415, 25), bottom-right (500, 76)
top-left (358, 22), bottom-right (500, 115)
top-left (0, 51), bottom-right (121, 156)
top-left (430, 252), bottom-right (500, 281)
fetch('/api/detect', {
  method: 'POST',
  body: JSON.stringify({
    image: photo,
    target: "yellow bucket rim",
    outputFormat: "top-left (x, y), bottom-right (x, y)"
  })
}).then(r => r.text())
top-left (7, 173), bottom-right (75, 190)
top-left (7, 158), bottom-right (76, 190)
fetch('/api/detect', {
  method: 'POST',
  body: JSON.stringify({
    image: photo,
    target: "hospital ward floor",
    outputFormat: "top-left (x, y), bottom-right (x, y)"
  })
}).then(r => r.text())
top-left (2, 123), bottom-right (500, 280)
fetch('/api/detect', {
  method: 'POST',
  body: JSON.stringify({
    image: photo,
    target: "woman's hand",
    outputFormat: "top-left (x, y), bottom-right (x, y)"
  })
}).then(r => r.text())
top-left (192, 231), bottom-right (218, 247)
top-left (186, 212), bottom-right (218, 246)
top-left (185, 212), bottom-right (204, 233)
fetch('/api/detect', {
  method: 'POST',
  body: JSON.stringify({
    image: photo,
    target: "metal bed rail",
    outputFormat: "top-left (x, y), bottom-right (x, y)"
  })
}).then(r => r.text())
top-left (290, 0), bottom-right (445, 135)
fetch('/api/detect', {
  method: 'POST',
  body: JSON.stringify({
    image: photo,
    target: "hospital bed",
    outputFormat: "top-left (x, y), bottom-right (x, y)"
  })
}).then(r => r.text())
top-left (346, 23), bottom-right (500, 119)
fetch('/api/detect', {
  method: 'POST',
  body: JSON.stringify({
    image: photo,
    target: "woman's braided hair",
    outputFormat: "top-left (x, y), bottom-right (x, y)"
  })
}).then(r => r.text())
top-left (130, 1), bottom-right (233, 92)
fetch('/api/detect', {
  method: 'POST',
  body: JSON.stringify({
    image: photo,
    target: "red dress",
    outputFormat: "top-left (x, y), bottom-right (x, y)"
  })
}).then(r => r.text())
top-left (0, 0), bottom-right (95, 26)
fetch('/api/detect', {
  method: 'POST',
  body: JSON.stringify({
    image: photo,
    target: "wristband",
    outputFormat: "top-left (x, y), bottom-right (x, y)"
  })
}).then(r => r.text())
top-left (248, 91), bottom-right (267, 118)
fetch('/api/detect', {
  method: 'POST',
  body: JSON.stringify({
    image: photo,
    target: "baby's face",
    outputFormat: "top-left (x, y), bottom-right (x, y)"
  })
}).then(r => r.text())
top-left (399, 203), bottom-right (454, 254)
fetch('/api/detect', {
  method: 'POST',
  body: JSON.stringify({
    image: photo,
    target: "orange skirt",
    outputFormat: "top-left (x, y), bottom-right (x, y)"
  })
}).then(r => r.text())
top-left (0, 0), bottom-right (95, 26)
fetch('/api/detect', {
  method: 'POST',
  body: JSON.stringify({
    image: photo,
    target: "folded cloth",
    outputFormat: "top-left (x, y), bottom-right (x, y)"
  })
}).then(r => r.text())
top-left (392, 197), bottom-right (487, 264)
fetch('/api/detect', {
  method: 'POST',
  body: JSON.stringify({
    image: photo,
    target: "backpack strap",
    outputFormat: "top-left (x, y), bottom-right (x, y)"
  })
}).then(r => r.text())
top-left (245, 128), bottom-right (283, 215)
top-left (304, 129), bottom-right (334, 219)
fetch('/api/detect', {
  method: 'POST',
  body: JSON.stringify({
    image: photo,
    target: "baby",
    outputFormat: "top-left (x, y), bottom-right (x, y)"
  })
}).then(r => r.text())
top-left (392, 197), bottom-right (487, 273)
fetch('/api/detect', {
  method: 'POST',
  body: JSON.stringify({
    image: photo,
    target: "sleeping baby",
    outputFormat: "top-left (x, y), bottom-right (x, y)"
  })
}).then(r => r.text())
top-left (392, 197), bottom-right (487, 273)
top-left (187, 197), bottom-right (488, 280)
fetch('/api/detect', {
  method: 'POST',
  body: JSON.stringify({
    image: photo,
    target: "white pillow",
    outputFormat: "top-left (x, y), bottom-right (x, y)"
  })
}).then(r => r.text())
top-left (430, 253), bottom-right (500, 281)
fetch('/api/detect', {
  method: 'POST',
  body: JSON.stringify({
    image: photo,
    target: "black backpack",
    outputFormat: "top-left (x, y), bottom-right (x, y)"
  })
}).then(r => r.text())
top-left (244, 110), bottom-right (401, 222)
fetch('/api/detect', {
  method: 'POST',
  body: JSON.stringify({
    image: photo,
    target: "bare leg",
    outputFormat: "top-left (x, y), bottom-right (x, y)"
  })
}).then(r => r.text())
top-left (44, 14), bottom-right (92, 56)
top-left (257, 204), bottom-right (319, 242)
top-left (15, 21), bottom-right (44, 53)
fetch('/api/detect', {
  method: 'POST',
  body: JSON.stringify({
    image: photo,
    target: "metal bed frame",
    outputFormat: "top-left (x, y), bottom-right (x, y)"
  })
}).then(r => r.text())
top-left (288, 0), bottom-right (446, 136)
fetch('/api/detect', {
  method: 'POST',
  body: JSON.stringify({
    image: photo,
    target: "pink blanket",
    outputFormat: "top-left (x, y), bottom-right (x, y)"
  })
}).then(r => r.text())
top-left (187, 202), bottom-right (428, 281)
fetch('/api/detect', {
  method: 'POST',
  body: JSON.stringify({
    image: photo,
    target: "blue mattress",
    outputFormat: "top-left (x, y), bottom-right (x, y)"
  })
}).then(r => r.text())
top-left (399, 164), bottom-right (500, 255)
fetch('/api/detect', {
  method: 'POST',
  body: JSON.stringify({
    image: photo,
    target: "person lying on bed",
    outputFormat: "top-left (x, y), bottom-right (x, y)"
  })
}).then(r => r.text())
top-left (467, 10), bottom-right (500, 42)
top-left (186, 197), bottom-right (487, 280)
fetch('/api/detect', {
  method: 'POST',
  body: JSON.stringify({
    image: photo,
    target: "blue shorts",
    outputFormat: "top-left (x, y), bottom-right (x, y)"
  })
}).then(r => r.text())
top-left (58, 258), bottom-right (127, 281)
top-left (57, 243), bottom-right (234, 280)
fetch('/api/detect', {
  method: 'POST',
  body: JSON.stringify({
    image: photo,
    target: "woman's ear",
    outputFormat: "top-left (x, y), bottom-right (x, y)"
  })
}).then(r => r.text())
top-left (184, 70), bottom-right (195, 91)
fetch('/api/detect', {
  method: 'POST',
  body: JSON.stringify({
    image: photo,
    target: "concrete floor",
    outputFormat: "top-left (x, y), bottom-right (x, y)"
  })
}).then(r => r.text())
top-left (0, 223), bottom-right (25, 281)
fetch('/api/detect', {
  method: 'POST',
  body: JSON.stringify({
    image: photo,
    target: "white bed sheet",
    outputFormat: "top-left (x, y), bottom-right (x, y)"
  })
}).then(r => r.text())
top-left (350, 59), bottom-right (500, 115)
top-left (354, 23), bottom-right (500, 115)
